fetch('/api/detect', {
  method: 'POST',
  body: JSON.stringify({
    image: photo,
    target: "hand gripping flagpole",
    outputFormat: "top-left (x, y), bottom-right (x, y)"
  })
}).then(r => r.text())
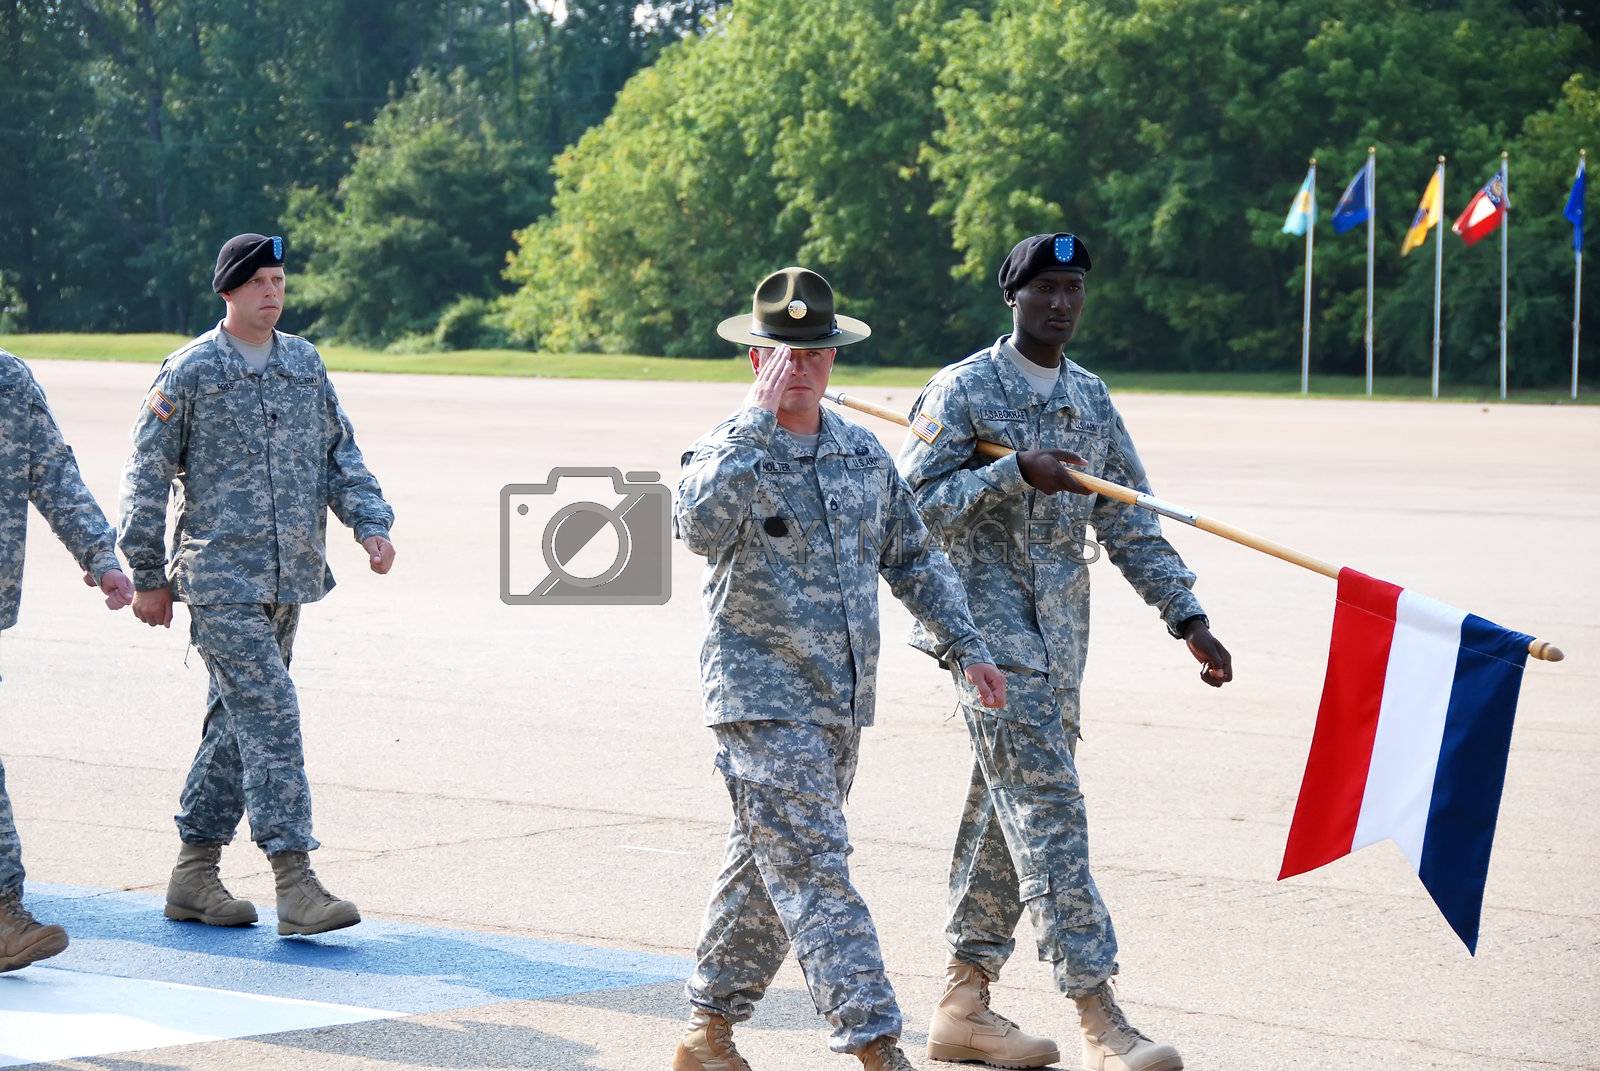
top-left (823, 387), bottom-right (1565, 663)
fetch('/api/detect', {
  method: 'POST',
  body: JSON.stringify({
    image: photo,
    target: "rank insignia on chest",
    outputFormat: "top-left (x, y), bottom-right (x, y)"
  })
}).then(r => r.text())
top-left (148, 389), bottom-right (176, 422)
top-left (911, 411), bottom-right (944, 445)
top-left (977, 407), bottom-right (1026, 422)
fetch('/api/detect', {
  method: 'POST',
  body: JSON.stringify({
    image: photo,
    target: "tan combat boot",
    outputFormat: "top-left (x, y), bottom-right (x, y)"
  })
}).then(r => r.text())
top-left (927, 959), bottom-right (1060, 1068)
top-left (268, 850), bottom-right (360, 936)
top-left (857, 1037), bottom-right (916, 1071)
top-left (164, 842), bottom-right (258, 926)
top-left (1074, 980), bottom-right (1182, 1071)
top-left (671, 1008), bottom-right (752, 1071)
top-left (0, 886), bottom-right (68, 972)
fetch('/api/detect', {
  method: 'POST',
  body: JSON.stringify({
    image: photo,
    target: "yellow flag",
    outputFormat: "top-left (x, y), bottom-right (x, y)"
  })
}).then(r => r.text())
top-left (1401, 166), bottom-right (1443, 256)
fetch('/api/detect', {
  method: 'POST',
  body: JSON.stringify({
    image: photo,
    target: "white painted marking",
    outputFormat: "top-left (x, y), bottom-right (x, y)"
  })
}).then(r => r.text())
top-left (617, 844), bottom-right (690, 856)
top-left (0, 967), bottom-right (397, 1066)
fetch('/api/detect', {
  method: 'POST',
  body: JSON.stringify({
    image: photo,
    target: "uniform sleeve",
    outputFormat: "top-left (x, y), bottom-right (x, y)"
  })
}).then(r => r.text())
top-left (895, 378), bottom-right (1029, 539)
top-left (879, 466), bottom-right (993, 669)
top-left (26, 375), bottom-right (119, 580)
top-left (117, 363), bottom-right (186, 590)
top-left (1090, 403), bottom-right (1205, 636)
top-left (673, 406), bottom-right (776, 558)
top-left (323, 375), bottom-right (394, 543)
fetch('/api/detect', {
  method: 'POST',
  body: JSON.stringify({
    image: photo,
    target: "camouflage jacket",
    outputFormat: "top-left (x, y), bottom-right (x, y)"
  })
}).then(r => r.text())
top-left (0, 351), bottom-right (121, 630)
top-left (118, 325), bottom-right (393, 605)
top-left (896, 338), bottom-right (1205, 687)
top-left (676, 405), bottom-right (991, 727)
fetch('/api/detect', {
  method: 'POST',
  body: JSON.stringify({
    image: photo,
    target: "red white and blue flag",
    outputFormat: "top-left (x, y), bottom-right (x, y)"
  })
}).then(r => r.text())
top-left (1451, 164), bottom-right (1508, 247)
top-left (1279, 569), bottom-right (1532, 952)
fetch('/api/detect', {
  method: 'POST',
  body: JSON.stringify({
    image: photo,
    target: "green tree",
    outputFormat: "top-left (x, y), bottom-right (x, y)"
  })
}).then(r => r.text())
top-left (287, 70), bottom-right (544, 344)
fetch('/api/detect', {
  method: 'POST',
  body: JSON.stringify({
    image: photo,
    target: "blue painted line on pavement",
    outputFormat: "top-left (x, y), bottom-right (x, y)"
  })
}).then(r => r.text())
top-left (30, 883), bottom-right (691, 1014)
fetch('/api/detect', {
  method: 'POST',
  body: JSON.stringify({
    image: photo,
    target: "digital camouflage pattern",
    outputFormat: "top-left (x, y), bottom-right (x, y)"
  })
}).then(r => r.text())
top-left (118, 325), bottom-right (393, 602)
top-left (0, 350), bottom-right (122, 891)
top-left (0, 759), bottom-right (19, 891)
top-left (946, 665), bottom-right (1117, 994)
top-left (687, 720), bottom-right (900, 1054)
top-left (0, 350), bottom-right (121, 631)
top-left (675, 405), bottom-right (991, 727)
top-left (899, 338), bottom-right (1204, 994)
top-left (177, 602), bottom-right (316, 855)
top-left (896, 337), bottom-right (1204, 688)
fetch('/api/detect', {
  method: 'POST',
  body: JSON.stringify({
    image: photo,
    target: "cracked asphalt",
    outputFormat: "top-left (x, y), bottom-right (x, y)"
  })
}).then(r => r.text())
top-left (2, 358), bottom-right (1596, 1070)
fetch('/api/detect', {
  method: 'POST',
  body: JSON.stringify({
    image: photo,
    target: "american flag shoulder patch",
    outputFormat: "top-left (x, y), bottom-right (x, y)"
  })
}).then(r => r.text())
top-left (148, 389), bottom-right (176, 422)
top-left (911, 411), bottom-right (944, 445)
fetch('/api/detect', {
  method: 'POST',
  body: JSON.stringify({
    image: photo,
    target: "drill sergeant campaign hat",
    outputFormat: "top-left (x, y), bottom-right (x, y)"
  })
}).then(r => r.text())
top-left (212, 233), bottom-right (285, 294)
top-left (716, 266), bottom-right (872, 349)
top-left (997, 232), bottom-right (1093, 297)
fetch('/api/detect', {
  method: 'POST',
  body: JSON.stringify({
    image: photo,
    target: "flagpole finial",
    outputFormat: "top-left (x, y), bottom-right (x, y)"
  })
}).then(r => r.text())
top-left (1438, 155), bottom-right (1447, 164)
top-left (1309, 156), bottom-right (1316, 166)
top-left (1368, 145), bottom-right (1376, 155)
top-left (1501, 150), bottom-right (1509, 159)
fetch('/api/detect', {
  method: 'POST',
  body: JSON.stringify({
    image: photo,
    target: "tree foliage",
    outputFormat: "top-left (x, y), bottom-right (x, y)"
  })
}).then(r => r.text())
top-left (510, 0), bottom-right (1597, 385)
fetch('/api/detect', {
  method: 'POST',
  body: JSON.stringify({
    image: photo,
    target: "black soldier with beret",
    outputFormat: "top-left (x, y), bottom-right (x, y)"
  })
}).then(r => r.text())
top-left (898, 233), bottom-right (1233, 1071)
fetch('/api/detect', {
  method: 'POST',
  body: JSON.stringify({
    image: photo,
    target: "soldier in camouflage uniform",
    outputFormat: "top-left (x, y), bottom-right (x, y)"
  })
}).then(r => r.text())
top-left (0, 349), bottom-right (134, 970)
top-left (118, 233), bottom-right (396, 937)
top-left (899, 234), bottom-right (1233, 1071)
top-left (672, 268), bottom-right (1008, 1071)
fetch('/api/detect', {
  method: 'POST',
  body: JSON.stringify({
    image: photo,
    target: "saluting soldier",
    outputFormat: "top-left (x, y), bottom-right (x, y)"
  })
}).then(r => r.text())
top-left (0, 349), bottom-right (133, 970)
top-left (898, 234), bottom-right (1234, 1071)
top-left (672, 267), bottom-right (1008, 1071)
top-left (119, 233), bottom-right (396, 936)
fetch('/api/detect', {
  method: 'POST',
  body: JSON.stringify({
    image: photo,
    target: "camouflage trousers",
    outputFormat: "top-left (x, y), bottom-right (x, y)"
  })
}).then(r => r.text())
top-left (687, 720), bottom-right (901, 1054)
top-left (175, 603), bottom-right (319, 856)
top-left (945, 666), bottom-right (1118, 996)
top-left (0, 756), bottom-right (21, 891)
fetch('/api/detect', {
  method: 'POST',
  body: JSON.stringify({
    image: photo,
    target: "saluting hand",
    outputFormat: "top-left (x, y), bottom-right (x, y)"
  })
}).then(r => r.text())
top-left (132, 586), bottom-right (174, 628)
top-left (1017, 449), bottom-right (1091, 494)
top-left (745, 344), bottom-right (793, 413)
top-left (363, 535), bottom-right (396, 575)
top-left (1184, 619), bottom-right (1233, 687)
top-left (964, 662), bottom-right (1007, 709)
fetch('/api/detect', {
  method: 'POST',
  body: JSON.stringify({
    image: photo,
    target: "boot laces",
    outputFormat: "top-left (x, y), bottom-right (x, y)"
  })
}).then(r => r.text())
top-left (976, 977), bottom-right (1021, 1030)
top-left (295, 859), bottom-right (341, 906)
top-left (1094, 981), bottom-right (1151, 1047)
top-left (0, 888), bottom-right (40, 929)
top-left (704, 1016), bottom-right (751, 1070)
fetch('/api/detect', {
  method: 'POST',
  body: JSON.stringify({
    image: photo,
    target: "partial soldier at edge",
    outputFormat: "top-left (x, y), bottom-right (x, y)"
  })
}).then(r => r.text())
top-left (118, 233), bottom-right (397, 938)
top-left (0, 350), bottom-right (133, 970)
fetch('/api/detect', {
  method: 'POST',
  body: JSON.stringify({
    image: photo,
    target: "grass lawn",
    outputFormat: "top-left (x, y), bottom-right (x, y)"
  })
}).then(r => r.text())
top-left (1, 333), bottom-right (1592, 404)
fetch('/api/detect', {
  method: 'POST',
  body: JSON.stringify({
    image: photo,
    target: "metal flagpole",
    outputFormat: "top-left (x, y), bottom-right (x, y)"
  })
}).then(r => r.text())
top-left (1303, 158), bottom-right (1315, 395)
top-left (1366, 147), bottom-right (1376, 396)
top-left (1433, 157), bottom-right (1445, 399)
top-left (1577, 151), bottom-right (1587, 401)
top-left (1500, 150), bottom-right (1509, 400)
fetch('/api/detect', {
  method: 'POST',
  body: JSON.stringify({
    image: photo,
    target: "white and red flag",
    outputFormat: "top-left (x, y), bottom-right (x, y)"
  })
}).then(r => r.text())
top-left (1451, 164), bottom-right (1508, 246)
top-left (1279, 568), bottom-right (1532, 952)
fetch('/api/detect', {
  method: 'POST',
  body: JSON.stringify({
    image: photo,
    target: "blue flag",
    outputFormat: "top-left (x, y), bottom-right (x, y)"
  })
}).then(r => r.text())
top-left (1565, 157), bottom-right (1586, 252)
top-left (1332, 157), bottom-right (1373, 235)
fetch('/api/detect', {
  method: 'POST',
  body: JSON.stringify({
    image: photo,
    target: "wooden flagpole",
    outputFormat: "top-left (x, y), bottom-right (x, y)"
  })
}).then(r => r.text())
top-left (825, 388), bottom-right (1564, 662)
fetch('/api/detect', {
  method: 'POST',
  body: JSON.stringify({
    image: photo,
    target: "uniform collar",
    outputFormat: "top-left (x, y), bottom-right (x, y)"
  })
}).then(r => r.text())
top-left (771, 407), bottom-right (855, 460)
top-left (213, 320), bottom-right (283, 378)
top-left (988, 335), bottom-right (1077, 417)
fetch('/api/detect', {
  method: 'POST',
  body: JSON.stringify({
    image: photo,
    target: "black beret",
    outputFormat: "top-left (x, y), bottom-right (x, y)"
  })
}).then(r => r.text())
top-left (997, 232), bottom-right (1092, 295)
top-left (213, 233), bottom-right (285, 293)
